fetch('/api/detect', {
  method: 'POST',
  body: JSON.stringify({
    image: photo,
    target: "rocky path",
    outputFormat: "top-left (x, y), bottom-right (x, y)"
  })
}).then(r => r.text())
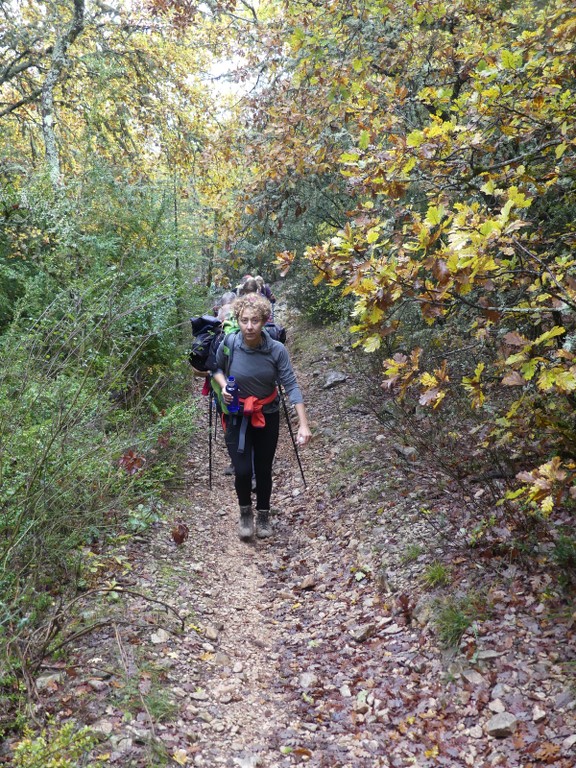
top-left (28, 323), bottom-right (576, 768)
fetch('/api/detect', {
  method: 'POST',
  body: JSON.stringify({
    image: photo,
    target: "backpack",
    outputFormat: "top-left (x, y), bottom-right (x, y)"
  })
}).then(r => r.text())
top-left (265, 321), bottom-right (286, 344)
top-left (188, 315), bottom-right (221, 372)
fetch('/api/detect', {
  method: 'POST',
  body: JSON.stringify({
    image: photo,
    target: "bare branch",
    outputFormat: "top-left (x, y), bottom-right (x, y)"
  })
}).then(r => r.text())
top-left (0, 50), bottom-right (42, 87)
top-left (237, 0), bottom-right (259, 22)
top-left (0, 88), bottom-right (42, 118)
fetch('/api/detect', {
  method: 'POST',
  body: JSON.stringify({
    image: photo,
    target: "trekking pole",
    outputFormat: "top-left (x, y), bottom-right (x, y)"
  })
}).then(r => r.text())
top-left (208, 389), bottom-right (213, 490)
top-left (278, 385), bottom-right (307, 488)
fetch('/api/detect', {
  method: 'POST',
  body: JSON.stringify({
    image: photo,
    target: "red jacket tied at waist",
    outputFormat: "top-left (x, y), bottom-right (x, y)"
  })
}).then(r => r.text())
top-left (240, 388), bottom-right (278, 427)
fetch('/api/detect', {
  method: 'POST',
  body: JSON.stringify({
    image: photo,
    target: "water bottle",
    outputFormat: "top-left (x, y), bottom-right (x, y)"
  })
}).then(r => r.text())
top-left (225, 376), bottom-right (240, 413)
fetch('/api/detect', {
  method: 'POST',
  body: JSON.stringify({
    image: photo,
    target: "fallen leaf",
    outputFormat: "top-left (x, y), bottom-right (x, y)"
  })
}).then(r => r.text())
top-left (299, 574), bottom-right (317, 590)
top-left (534, 742), bottom-right (561, 762)
top-left (138, 677), bottom-right (151, 695)
top-left (172, 749), bottom-right (188, 765)
top-left (171, 521), bottom-right (189, 545)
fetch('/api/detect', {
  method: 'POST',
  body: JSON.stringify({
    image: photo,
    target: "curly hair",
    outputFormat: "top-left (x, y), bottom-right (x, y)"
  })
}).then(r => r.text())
top-left (233, 293), bottom-right (271, 322)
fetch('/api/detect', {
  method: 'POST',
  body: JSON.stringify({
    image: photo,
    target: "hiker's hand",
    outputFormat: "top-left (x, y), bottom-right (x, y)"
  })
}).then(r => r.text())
top-left (297, 425), bottom-right (312, 446)
top-left (222, 389), bottom-right (232, 404)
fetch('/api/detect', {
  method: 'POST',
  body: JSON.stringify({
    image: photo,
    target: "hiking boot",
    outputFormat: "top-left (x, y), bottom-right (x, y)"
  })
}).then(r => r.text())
top-left (238, 505), bottom-right (254, 539)
top-left (224, 463), bottom-right (234, 476)
top-left (256, 509), bottom-right (272, 539)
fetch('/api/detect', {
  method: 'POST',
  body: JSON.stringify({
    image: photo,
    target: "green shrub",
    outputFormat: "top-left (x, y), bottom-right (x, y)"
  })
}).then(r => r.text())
top-left (0, 166), bottom-right (204, 708)
top-left (552, 535), bottom-right (576, 585)
top-left (12, 722), bottom-right (95, 768)
top-left (286, 259), bottom-right (352, 324)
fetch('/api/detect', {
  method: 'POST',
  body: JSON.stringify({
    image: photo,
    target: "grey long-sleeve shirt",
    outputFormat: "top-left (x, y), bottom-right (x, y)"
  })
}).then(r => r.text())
top-left (214, 330), bottom-right (303, 413)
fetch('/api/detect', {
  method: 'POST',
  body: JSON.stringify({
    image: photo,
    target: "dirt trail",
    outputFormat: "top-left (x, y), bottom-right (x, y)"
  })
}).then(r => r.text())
top-left (26, 322), bottom-right (576, 768)
top-left (131, 340), bottom-right (400, 768)
top-left (174, 436), bottom-right (301, 766)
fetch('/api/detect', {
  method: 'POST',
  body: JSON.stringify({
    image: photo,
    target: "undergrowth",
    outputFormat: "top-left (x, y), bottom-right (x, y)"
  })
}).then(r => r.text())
top-left (433, 592), bottom-right (488, 649)
top-left (0, 167), bottom-right (209, 739)
top-left (12, 721), bottom-right (96, 768)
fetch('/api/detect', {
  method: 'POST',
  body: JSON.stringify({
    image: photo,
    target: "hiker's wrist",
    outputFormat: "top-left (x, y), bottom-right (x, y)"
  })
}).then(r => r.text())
top-left (297, 423), bottom-right (312, 445)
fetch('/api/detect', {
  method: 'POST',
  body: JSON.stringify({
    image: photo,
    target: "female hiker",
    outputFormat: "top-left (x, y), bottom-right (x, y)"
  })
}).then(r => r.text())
top-left (212, 294), bottom-right (311, 540)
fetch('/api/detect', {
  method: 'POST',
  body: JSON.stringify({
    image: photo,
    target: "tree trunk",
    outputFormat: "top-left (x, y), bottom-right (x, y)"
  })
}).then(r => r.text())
top-left (41, 0), bottom-right (85, 187)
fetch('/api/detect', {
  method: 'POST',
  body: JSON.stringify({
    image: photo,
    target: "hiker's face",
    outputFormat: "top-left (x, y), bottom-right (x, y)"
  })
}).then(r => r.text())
top-left (239, 309), bottom-right (265, 344)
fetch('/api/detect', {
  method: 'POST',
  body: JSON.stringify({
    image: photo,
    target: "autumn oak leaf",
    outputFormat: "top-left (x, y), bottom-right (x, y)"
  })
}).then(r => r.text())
top-left (503, 331), bottom-right (529, 347)
top-left (501, 371), bottom-right (524, 386)
top-left (171, 522), bottom-right (189, 545)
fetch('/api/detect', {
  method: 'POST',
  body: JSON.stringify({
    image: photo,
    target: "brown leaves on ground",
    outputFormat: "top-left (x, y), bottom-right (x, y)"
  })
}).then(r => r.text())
top-left (170, 521), bottom-right (189, 545)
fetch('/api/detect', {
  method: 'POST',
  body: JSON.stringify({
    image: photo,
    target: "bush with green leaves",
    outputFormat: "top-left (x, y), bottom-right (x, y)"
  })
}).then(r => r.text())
top-left (12, 722), bottom-right (95, 768)
top-left (0, 297), bottom-right (199, 638)
top-left (552, 535), bottom-right (576, 586)
top-left (285, 257), bottom-right (353, 325)
top-left (0, 165), bottom-right (205, 717)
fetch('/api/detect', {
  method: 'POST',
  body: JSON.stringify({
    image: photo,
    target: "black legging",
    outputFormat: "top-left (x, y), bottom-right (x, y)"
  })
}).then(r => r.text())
top-left (224, 411), bottom-right (280, 509)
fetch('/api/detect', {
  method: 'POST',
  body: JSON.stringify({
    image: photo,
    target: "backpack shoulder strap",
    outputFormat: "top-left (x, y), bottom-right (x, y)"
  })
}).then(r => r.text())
top-left (223, 330), bottom-right (240, 377)
top-left (210, 331), bottom-right (240, 415)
